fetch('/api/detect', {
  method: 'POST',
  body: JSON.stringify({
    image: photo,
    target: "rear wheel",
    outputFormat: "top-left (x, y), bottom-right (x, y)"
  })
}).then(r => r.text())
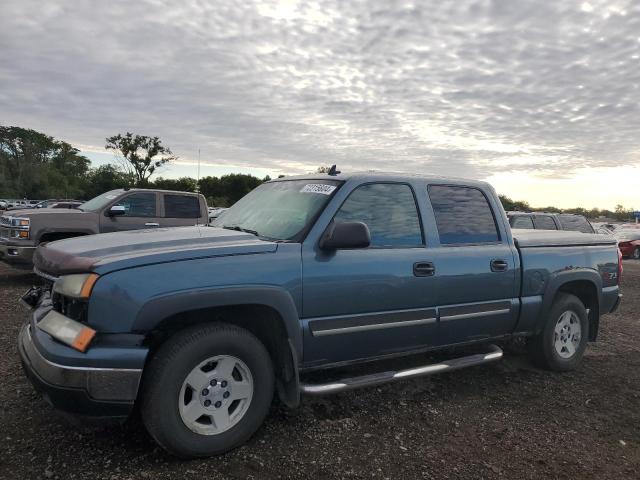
top-left (140, 323), bottom-right (274, 458)
top-left (633, 247), bottom-right (640, 260)
top-left (527, 293), bottom-right (589, 371)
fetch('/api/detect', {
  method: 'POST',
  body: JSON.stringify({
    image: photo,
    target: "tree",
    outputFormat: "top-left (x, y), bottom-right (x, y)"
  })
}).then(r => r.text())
top-left (152, 176), bottom-right (197, 192)
top-left (198, 173), bottom-right (264, 207)
top-left (498, 194), bottom-right (530, 212)
top-left (0, 125), bottom-right (90, 198)
top-left (105, 133), bottom-right (176, 186)
top-left (83, 164), bottom-right (134, 199)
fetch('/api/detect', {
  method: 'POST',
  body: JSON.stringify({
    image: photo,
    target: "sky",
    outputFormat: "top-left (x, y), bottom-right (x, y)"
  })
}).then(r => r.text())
top-left (1, 0), bottom-right (639, 210)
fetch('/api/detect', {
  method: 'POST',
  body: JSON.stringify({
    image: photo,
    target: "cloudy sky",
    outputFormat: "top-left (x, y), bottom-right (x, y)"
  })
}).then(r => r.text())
top-left (2, 0), bottom-right (639, 209)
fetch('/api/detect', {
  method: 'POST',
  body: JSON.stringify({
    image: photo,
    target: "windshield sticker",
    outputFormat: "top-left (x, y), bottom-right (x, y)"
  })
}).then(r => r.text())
top-left (300, 184), bottom-right (336, 195)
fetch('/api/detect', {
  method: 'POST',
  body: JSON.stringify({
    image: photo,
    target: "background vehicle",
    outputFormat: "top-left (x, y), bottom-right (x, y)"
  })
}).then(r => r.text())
top-left (508, 212), bottom-right (595, 233)
top-left (0, 188), bottom-right (208, 268)
top-left (208, 207), bottom-right (227, 223)
top-left (0, 200), bottom-right (7, 210)
top-left (616, 230), bottom-right (640, 259)
top-left (20, 172), bottom-right (621, 458)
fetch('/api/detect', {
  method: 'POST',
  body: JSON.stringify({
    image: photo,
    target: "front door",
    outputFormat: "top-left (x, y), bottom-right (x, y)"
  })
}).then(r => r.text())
top-left (100, 192), bottom-right (160, 232)
top-left (302, 182), bottom-right (438, 366)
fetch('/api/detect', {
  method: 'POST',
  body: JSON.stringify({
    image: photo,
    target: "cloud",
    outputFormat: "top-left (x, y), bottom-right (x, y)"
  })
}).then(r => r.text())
top-left (1, 0), bottom-right (640, 188)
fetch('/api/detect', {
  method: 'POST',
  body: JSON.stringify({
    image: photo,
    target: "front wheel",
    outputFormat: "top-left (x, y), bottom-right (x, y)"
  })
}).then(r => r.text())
top-left (527, 293), bottom-right (589, 371)
top-left (140, 323), bottom-right (274, 458)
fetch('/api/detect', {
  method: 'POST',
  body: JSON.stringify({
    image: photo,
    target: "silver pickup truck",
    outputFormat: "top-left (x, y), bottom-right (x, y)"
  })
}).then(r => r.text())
top-left (0, 188), bottom-right (208, 268)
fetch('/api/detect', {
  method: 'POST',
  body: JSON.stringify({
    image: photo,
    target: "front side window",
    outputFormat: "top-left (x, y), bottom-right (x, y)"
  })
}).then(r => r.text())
top-left (114, 193), bottom-right (156, 217)
top-left (333, 183), bottom-right (423, 247)
top-left (164, 194), bottom-right (201, 218)
top-left (511, 215), bottom-right (534, 229)
top-left (211, 180), bottom-right (340, 241)
top-left (533, 215), bottom-right (557, 230)
top-left (428, 185), bottom-right (499, 245)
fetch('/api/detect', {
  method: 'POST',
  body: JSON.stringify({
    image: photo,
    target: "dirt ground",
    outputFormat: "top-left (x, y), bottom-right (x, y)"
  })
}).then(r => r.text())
top-left (1, 261), bottom-right (639, 480)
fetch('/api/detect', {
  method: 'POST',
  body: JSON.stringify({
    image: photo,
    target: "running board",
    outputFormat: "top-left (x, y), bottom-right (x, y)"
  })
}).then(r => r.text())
top-left (300, 344), bottom-right (503, 396)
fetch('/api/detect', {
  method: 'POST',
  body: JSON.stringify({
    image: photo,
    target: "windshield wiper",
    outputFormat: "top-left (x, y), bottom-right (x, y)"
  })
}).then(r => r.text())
top-left (222, 225), bottom-right (260, 237)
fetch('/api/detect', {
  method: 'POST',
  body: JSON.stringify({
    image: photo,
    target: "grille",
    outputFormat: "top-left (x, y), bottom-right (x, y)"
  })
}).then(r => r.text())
top-left (0, 216), bottom-right (10, 227)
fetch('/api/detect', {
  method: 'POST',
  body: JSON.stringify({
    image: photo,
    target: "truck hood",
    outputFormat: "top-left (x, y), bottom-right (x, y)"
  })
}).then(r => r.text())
top-left (33, 226), bottom-right (278, 276)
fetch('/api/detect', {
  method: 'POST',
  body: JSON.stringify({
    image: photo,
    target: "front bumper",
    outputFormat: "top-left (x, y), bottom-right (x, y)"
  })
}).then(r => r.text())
top-left (0, 241), bottom-right (35, 267)
top-left (18, 306), bottom-right (148, 419)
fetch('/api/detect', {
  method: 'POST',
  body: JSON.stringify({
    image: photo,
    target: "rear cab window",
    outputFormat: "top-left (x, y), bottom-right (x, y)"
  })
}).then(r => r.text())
top-left (428, 185), bottom-right (500, 245)
top-left (163, 194), bottom-right (202, 218)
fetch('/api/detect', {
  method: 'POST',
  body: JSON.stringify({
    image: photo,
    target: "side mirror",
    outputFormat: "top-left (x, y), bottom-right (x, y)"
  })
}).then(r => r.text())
top-left (108, 205), bottom-right (126, 217)
top-left (319, 221), bottom-right (371, 250)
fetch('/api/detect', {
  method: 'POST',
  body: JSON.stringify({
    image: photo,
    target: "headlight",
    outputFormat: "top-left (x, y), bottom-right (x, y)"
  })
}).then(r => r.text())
top-left (11, 217), bottom-right (29, 227)
top-left (53, 273), bottom-right (99, 299)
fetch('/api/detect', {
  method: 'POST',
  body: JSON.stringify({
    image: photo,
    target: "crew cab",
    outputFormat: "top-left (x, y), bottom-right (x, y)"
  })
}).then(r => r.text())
top-left (1, 188), bottom-right (208, 268)
top-left (18, 172), bottom-right (622, 458)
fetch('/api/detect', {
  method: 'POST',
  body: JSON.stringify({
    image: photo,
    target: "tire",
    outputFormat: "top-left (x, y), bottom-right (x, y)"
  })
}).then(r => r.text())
top-left (633, 247), bottom-right (640, 260)
top-left (527, 293), bottom-right (589, 372)
top-left (140, 323), bottom-right (274, 458)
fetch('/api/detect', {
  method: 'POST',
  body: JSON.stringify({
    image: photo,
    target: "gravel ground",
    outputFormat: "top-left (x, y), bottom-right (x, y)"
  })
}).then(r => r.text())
top-left (1, 261), bottom-right (639, 480)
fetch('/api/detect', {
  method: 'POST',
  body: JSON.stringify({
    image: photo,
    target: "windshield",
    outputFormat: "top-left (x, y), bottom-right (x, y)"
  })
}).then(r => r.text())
top-left (79, 190), bottom-right (122, 212)
top-left (211, 180), bottom-right (341, 241)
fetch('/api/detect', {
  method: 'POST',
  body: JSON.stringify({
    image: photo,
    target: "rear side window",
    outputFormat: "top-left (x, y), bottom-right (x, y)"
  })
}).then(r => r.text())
top-left (164, 195), bottom-right (201, 218)
top-left (511, 215), bottom-right (534, 229)
top-left (533, 215), bottom-right (557, 230)
top-left (558, 215), bottom-right (594, 233)
top-left (115, 193), bottom-right (156, 217)
top-left (334, 183), bottom-right (423, 247)
top-left (428, 185), bottom-right (500, 245)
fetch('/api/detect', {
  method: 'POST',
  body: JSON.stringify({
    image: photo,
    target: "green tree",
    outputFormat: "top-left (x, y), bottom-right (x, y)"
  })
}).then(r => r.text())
top-left (105, 133), bottom-right (176, 186)
top-left (152, 176), bottom-right (197, 192)
top-left (0, 126), bottom-right (90, 198)
top-left (83, 164), bottom-right (134, 199)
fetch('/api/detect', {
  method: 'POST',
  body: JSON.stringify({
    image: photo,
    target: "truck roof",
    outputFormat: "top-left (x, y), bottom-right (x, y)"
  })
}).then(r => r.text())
top-left (270, 171), bottom-right (491, 189)
top-left (106, 188), bottom-right (202, 196)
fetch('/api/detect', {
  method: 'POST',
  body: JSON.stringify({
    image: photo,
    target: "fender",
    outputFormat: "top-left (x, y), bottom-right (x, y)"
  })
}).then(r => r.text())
top-left (536, 268), bottom-right (602, 334)
top-left (134, 285), bottom-right (303, 360)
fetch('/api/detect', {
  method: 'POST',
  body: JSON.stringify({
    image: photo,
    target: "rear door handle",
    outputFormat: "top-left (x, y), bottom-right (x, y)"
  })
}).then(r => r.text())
top-left (145, 222), bottom-right (160, 227)
top-left (413, 262), bottom-right (436, 277)
top-left (490, 259), bottom-right (509, 272)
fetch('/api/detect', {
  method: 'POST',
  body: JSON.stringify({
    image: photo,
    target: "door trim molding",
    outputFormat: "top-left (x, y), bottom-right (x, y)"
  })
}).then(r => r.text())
top-left (308, 307), bottom-right (437, 337)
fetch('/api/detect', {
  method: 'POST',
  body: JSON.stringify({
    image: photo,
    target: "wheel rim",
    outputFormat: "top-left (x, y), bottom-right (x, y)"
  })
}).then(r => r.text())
top-left (553, 311), bottom-right (581, 359)
top-left (634, 248), bottom-right (640, 259)
top-left (178, 355), bottom-right (254, 435)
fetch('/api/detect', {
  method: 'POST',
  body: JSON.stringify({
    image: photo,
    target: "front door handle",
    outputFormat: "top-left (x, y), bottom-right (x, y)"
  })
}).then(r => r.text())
top-left (145, 222), bottom-right (160, 227)
top-left (414, 262), bottom-right (436, 277)
top-left (490, 259), bottom-right (509, 272)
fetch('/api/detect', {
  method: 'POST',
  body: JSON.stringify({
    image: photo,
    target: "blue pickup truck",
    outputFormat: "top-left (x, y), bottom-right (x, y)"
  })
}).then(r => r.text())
top-left (18, 171), bottom-right (622, 458)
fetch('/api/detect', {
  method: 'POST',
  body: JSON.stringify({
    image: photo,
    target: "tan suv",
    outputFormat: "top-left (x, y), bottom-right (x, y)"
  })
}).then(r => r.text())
top-left (0, 188), bottom-right (208, 269)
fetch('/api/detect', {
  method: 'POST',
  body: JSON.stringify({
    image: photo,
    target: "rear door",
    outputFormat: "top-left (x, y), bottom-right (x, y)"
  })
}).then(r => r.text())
top-left (100, 192), bottom-right (160, 232)
top-left (161, 193), bottom-right (204, 227)
top-left (424, 184), bottom-right (519, 345)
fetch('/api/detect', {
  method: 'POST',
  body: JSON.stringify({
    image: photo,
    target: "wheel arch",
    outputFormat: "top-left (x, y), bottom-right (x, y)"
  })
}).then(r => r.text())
top-left (540, 271), bottom-right (601, 341)
top-left (136, 286), bottom-right (302, 407)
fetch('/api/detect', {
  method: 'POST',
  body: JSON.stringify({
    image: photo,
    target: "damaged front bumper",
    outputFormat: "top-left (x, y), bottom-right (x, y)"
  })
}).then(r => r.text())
top-left (18, 295), bottom-right (149, 419)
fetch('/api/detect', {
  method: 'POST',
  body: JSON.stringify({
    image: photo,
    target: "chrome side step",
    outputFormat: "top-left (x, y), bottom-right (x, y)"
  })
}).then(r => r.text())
top-left (300, 344), bottom-right (503, 396)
